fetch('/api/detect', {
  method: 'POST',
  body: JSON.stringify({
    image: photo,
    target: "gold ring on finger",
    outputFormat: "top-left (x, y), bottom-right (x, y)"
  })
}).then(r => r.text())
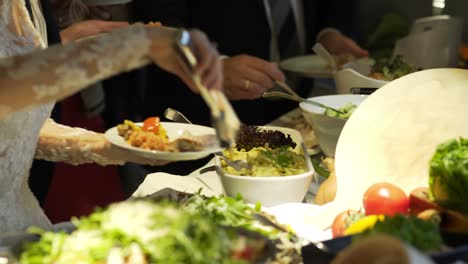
top-left (245, 79), bottom-right (251, 89)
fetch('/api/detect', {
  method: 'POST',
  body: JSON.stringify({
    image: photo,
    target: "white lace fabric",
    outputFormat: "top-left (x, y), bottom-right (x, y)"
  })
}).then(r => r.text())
top-left (0, 0), bottom-right (151, 232)
top-left (36, 119), bottom-right (125, 166)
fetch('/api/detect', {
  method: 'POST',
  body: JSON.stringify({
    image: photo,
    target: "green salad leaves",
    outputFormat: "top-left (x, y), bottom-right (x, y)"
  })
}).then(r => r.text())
top-left (429, 137), bottom-right (468, 214)
top-left (20, 193), bottom-right (298, 264)
top-left (353, 214), bottom-right (443, 252)
top-left (21, 201), bottom-right (236, 264)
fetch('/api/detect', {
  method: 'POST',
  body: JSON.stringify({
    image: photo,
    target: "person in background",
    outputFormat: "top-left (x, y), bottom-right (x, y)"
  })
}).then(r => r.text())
top-left (0, 0), bottom-right (222, 232)
top-left (101, 0), bottom-right (367, 196)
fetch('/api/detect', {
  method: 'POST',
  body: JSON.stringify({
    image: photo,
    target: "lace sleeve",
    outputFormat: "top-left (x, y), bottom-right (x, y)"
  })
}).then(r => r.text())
top-left (35, 118), bottom-right (124, 166)
top-left (0, 23), bottom-right (151, 119)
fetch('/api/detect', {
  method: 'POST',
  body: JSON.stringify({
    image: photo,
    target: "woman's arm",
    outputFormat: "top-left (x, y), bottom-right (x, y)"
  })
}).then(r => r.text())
top-left (0, 24), bottom-right (150, 119)
top-left (35, 118), bottom-right (168, 166)
top-left (0, 24), bottom-right (222, 119)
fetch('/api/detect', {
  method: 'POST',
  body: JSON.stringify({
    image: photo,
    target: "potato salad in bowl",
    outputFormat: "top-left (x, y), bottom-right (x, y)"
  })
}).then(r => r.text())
top-left (216, 124), bottom-right (314, 206)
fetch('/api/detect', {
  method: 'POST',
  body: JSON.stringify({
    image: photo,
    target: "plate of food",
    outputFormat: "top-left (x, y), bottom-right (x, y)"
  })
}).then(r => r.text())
top-left (104, 117), bottom-right (223, 161)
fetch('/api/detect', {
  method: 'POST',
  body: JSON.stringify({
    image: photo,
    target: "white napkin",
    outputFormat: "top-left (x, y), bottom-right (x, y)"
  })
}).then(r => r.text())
top-left (132, 158), bottom-right (225, 198)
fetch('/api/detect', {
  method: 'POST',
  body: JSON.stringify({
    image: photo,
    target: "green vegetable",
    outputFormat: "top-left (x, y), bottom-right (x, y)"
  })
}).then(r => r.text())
top-left (311, 159), bottom-right (330, 179)
top-left (20, 194), bottom-right (296, 264)
top-left (353, 214), bottom-right (443, 252)
top-left (20, 201), bottom-right (242, 264)
top-left (370, 55), bottom-right (417, 81)
top-left (324, 103), bottom-right (357, 120)
top-left (429, 137), bottom-right (468, 214)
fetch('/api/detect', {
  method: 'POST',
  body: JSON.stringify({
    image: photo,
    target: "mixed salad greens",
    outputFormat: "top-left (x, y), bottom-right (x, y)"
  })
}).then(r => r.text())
top-left (429, 137), bottom-right (468, 215)
top-left (352, 214), bottom-right (443, 252)
top-left (369, 55), bottom-right (418, 81)
top-left (324, 103), bottom-right (357, 120)
top-left (19, 193), bottom-right (301, 264)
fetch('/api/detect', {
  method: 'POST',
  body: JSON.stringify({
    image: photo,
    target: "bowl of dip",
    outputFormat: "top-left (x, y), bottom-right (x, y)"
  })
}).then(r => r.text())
top-left (215, 126), bottom-right (314, 207)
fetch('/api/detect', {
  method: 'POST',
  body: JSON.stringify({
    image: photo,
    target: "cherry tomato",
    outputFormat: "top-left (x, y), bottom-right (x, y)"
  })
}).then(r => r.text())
top-left (142, 117), bottom-right (160, 133)
top-left (363, 182), bottom-right (409, 216)
top-left (331, 209), bottom-right (365, 238)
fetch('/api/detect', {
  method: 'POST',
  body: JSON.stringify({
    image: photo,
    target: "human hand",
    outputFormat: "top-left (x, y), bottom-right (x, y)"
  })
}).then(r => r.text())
top-left (222, 55), bottom-right (285, 100)
top-left (318, 30), bottom-right (368, 58)
top-left (147, 28), bottom-right (222, 92)
top-left (60, 19), bottom-right (129, 44)
top-left (101, 144), bottom-right (170, 166)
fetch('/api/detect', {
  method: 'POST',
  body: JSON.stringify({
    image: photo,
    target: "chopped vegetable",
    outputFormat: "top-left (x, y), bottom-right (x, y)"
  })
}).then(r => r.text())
top-left (222, 146), bottom-right (307, 177)
top-left (311, 159), bottom-right (330, 179)
top-left (142, 116), bottom-right (161, 133)
top-left (324, 103), bottom-right (357, 120)
top-left (429, 137), bottom-right (468, 214)
top-left (369, 55), bottom-right (418, 81)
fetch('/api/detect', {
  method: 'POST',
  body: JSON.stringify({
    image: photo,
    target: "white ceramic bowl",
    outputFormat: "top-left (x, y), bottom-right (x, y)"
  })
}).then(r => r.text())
top-left (215, 126), bottom-right (314, 207)
top-left (334, 60), bottom-right (388, 94)
top-left (300, 94), bottom-right (368, 157)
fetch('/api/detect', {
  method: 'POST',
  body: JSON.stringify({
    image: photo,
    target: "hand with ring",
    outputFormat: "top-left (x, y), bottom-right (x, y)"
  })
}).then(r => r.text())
top-left (244, 79), bottom-right (251, 89)
top-left (223, 54), bottom-right (285, 100)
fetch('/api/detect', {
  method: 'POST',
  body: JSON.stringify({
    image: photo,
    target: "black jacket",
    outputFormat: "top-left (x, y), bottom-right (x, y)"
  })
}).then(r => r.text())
top-left (126, 0), bottom-right (359, 126)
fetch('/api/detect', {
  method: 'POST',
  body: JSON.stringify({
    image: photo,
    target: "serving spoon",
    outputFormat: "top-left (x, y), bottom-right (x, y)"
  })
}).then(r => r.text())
top-left (264, 81), bottom-right (345, 114)
top-left (164, 108), bottom-right (251, 171)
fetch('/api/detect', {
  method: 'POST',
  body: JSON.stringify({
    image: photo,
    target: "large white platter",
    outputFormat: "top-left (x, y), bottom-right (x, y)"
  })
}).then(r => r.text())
top-left (306, 68), bottom-right (468, 229)
top-left (105, 122), bottom-right (223, 161)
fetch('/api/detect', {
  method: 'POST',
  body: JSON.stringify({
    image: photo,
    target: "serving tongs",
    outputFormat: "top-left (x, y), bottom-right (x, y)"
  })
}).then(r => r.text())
top-left (263, 81), bottom-right (345, 114)
top-left (173, 29), bottom-right (240, 148)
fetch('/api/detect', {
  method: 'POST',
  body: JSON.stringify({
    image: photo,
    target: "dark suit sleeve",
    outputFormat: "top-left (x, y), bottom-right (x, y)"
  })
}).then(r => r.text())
top-left (304, 0), bottom-right (360, 47)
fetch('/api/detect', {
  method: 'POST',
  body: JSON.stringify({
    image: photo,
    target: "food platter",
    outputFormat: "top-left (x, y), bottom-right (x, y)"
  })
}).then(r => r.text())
top-left (104, 122), bottom-right (223, 161)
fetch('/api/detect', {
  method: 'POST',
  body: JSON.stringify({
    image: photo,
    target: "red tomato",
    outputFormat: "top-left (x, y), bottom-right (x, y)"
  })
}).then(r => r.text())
top-left (142, 117), bottom-right (160, 133)
top-left (331, 209), bottom-right (365, 238)
top-left (363, 182), bottom-right (409, 216)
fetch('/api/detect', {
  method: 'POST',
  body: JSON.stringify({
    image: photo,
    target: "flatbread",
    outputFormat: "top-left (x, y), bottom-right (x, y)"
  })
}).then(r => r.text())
top-left (308, 68), bottom-right (468, 230)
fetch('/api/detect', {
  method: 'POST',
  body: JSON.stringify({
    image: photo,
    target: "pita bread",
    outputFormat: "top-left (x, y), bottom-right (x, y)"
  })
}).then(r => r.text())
top-left (308, 68), bottom-right (468, 230)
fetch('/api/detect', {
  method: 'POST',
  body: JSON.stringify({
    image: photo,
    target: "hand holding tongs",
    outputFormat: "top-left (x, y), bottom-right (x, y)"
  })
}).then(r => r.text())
top-left (173, 29), bottom-right (240, 147)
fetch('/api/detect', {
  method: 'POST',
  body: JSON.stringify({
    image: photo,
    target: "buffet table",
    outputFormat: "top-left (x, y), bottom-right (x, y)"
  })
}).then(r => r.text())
top-left (132, 103), bottom-right (321, 201)
top-left (132, 157), bottom-right (319, 204)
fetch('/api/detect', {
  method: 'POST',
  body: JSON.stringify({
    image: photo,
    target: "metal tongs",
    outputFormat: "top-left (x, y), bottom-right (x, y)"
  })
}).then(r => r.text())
top-left (173, 29), bottom-right (240, 148)
top-left (263, 81), bottom-right (346, 114)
